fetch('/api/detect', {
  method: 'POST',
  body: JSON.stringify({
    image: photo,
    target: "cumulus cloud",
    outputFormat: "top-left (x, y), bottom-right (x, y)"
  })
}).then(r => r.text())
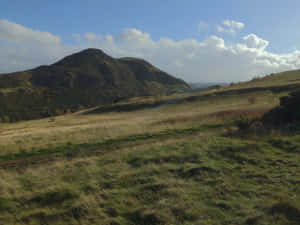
top-left (242, 34), bottom-right (269, 50)
top-left (0, 19), bottom-right (300, 82)
top-left (0, 20), bottom-right (74, 72)
top-left (223, 20), bottom-right (244, 29)
top-left (0, 19), bottom-right (61, 45)
top-left (217, 20), bottom-right (244, 34)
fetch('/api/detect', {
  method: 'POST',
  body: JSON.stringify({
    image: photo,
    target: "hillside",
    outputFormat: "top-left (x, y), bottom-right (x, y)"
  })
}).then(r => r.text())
top-left (0, 68), bottom-right (300, 224)
top-left (225, 69), bottom-right (300, 90)
top-left (0, 48), bottom-right (189, 122)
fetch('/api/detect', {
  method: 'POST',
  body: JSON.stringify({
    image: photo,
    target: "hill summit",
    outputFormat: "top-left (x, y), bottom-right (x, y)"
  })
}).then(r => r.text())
top-left (0, 48), bottom-right (189, 122)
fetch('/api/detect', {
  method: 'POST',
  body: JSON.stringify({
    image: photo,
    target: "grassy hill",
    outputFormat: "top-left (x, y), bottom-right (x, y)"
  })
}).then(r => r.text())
top-left (0, 69), bottom-right (300, 224)
top-left (0, 48), bottom-right (189, 122)
top-left (225, 69), bottom-right (300, 90)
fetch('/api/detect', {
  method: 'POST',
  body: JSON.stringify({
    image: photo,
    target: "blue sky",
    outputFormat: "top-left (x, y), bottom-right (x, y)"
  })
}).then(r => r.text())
top-left (1, 0), bottom-right (300, 82)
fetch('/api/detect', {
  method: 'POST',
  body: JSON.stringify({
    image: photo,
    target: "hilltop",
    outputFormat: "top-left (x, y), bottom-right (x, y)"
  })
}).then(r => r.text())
top-left (0, 48), bottom-right (189, 122)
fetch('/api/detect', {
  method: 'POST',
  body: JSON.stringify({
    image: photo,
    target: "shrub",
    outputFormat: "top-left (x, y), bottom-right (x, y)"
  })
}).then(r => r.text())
top-left (248, 96), bottom-right (257, 104)
top-left (263, 90), bottom-right (300, 127)
top-left (2, 115), bottom-right (10, 123)
top-left (235, 117), bottom-right (252, 131)
top-left (234, 117), bottom-right (266, 138)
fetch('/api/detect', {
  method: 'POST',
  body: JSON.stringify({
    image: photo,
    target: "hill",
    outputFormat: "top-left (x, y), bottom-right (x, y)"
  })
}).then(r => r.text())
top-left (225, 69), bottom-right (300, 90)
top-left (0, 66), bottom-right (300, 224)
top-left (0, 48), bottom-right (189, 122)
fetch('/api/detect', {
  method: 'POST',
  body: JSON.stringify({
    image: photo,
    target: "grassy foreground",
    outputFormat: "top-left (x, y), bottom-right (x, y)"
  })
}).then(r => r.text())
top-left (0, 127), bottom-right (300, 225)
top-left (0, 73), bottom-right (300, 224)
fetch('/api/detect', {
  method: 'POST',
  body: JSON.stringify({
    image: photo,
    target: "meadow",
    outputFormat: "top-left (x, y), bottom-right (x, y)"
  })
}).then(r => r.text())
top-left (0, 71), bottom-right (300, 225)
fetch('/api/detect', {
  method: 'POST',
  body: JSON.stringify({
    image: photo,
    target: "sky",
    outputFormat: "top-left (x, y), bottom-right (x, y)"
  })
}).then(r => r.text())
top-left (1, 0), bottom-right (300, 82)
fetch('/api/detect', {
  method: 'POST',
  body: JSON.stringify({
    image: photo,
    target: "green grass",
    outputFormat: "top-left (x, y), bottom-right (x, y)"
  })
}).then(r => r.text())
top-left (0, 123), bottom-right (224, 167)
top-left (225, 69), bottom-right (300, 89)
top-left (0, 69), bottom-right (300, 224)
top-left (0, 129), bottom-right (300, 224)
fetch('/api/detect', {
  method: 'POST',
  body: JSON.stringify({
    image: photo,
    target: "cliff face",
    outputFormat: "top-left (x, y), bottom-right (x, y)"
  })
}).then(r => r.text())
top-left (0, 48), bottom-right (189, 122)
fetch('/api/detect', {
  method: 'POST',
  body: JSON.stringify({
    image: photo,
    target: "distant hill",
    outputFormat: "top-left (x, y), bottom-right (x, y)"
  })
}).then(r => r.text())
top-left (226, 69), bottom-right (300, 90)
top-left (188, 82), bottom-right (228, 93)
top-left (0, 48), bottom-right (189, 122)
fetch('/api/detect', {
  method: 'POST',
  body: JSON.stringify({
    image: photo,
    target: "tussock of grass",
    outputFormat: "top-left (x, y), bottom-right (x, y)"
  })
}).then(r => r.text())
top-left (269, 201), bottom-right (300, 224)
top-left (30, 188), bottom-right (78, 206)
top-left (0, 197), bottom-right (14, 211)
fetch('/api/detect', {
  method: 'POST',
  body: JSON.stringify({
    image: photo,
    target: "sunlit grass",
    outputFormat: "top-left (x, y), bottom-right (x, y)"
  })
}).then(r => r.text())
top-left (0, 76), bottom-right (300, 224)
top-left (0, 88), bottom-right (281, 154)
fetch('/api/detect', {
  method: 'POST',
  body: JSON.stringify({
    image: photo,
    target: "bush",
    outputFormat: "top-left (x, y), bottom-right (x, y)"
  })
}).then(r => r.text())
top-left (248, 96), bottom-right (257, 104)
top-left (263, 90), bottom-right (300, 128)
top-left (235, 117), bottom-right (252, 130)
top-left (2, 115), bottom-right (10, 123)
top-left (235, 117), bottom-right (266, 138)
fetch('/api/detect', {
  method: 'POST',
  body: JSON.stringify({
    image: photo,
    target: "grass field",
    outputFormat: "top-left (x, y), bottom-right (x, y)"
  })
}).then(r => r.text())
top-left (0, 70), bottom-right (300, 225)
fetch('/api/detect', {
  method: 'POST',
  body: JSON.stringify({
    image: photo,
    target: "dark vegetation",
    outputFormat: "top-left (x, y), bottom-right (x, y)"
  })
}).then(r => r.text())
top-left (264, 89), bottom-right (300, 127)
top-left (234, 89), bottom-right (300, 138)
top-left (0, 48), bottom-right (189, 122)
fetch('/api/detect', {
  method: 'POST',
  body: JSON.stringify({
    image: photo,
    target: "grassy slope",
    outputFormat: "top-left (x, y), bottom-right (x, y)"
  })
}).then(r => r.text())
top-left (0, 70), bottom-right (300, 224)
top-left (225, 69), bottom-right (300, 89)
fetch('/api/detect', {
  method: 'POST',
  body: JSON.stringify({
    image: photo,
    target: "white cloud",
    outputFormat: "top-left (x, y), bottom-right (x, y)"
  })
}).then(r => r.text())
top-left (0, 20), bottom-right (300, 82)
top-left (0, 19), bottom-right (61, 45)
top-left (242, 34), bottom-right (269, 50)
top-left (198, 21), bottom-right (209, 32)
top-left (217, 20), bottom-right (244, 34)
top-left (223, 20), bottom-right (244, 29)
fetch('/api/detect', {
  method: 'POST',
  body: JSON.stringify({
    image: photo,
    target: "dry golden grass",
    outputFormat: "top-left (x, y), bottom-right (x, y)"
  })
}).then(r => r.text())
top-left (0, 87), bottom-right (282, 155)
top-left (0, 131), bottom-right (211, 203)
top-left (0, 79), bottom-right (299, 225)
